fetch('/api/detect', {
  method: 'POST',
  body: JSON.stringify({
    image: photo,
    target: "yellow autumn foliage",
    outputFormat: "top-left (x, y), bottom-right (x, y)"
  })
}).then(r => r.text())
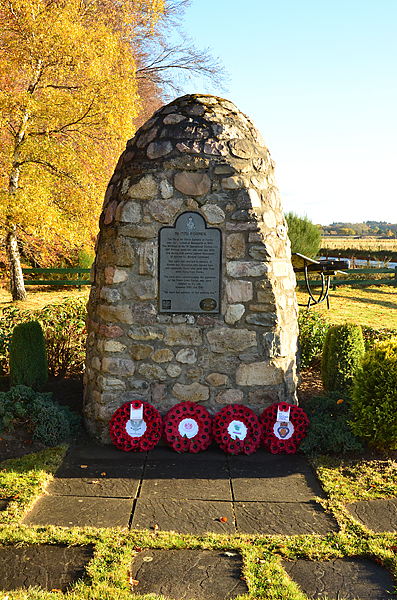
top-left (0, 0), bottom-right (164, 266)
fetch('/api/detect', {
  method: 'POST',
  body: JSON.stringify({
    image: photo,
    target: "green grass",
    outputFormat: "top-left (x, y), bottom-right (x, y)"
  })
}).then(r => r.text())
top-left (1, 449), bottom-right (397, 599)
top-left (296, 284), bottom-right (397, 329)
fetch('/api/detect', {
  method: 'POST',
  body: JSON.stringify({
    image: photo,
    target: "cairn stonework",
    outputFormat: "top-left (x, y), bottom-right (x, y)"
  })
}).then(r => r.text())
top-left (84, 94), bottom-right (299, 443)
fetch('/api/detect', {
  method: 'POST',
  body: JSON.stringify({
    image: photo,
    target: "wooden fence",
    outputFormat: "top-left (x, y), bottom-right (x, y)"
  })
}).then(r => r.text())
top-left (21, 268), bottom-right (91, 291)
top-left (296, 267), bottom-right (397, 290)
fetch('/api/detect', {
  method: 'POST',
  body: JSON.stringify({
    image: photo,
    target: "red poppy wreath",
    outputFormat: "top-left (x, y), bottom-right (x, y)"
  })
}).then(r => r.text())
top-left (109, 400), bottom-right (163, 452)
top-left (260, 402), bottom-right (309, 454)
top-left (163, 402), bottom-right (213, 453)
top-left (213, 404), bottom-right (262, 455)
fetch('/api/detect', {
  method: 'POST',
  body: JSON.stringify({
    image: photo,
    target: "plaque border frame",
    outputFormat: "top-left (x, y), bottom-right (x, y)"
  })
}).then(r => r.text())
top-left (158, 211), bottom-right (222, 314)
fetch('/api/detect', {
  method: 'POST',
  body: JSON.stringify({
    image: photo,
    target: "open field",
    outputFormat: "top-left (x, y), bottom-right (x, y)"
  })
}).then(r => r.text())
top-left (321, 237), bottom-right (397, 253)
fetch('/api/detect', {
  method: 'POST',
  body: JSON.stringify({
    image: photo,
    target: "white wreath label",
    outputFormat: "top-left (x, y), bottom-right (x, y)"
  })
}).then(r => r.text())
top-left (126, 419), bottom-right (147, 438)
top-left (227, 420), bottom-right (248, 441)
top-left (178, 418), bottom-right (199, 439)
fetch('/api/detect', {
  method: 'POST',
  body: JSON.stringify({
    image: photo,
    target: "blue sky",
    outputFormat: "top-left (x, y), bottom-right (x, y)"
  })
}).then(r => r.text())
top-left (179, 0), bottom-right (397, 226)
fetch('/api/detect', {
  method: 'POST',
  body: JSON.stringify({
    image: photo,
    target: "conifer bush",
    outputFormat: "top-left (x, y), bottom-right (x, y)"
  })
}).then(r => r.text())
top-left (0, 385), bottom-right (80, 446)
top-left (9, 321), bottom-right (48, 390)
top-left (298, 309), bottom-right (329, 369)
top-left (350, 339), bottom-right (397, 450)
top-left (321, 323), bottom-right (365, 394)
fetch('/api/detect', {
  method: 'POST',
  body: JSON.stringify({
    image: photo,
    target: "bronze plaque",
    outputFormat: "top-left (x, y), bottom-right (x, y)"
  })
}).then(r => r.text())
top-left (158, 212), bottom-right (221, 314)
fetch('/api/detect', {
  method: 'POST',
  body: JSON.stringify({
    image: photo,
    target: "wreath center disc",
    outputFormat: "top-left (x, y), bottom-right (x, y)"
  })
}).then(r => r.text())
top-left (126, 419), bottom-right (147, 437)
top-left (273, 420), bottom-right (294, 440)
top-left (178, 418), bottom-right (199, 439)
top-left (227, 420), bottom-right (247, 440)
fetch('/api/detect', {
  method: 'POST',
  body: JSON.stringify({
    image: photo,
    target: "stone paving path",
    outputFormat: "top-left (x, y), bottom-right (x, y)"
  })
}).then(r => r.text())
top-left (4, 442), bottom-right (395, 599)
top-left (23, 443), bottom-right (338, 535)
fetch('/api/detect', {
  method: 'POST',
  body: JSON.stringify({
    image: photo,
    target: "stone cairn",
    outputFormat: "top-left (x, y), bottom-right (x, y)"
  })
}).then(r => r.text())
top-left (85, 94), bottom-right (299, 443)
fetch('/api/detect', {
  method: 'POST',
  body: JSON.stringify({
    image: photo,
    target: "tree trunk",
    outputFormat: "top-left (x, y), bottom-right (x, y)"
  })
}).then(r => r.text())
top-left (6, 227), bottom-right (27, 301)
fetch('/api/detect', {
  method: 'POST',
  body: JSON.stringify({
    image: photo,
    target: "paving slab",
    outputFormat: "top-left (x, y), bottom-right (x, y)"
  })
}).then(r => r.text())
top-left (282, 557), bottom-right (396, 599)
top-left (130, 549), bottom-right (248, 600)
top-left (346, 498), bottom-right (397, 532)
top-left (0, 545), bottom-right (94, 592)
top-left (23, 495), bottom-right (133, 528)
top-left (234, 501), bottom-right (339, 535)
top-left (228, 451), bottom-right (325, 501)
top-left (131, 498), bottom-right (235, 534)
top-left (47, 477), bottom-right (140, 498)
top-left (141, 443), bottom-right (232, 501)
top-left (55, 445), bottom-right (146, 479)
top-left (148, 443), bottom-right (227, 462)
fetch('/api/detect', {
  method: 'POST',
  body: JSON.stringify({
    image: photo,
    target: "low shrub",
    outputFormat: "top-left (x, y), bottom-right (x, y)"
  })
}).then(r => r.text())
top-left (0, 385), bottom-right (80, 446)
top-left (351, 339), bottom-right (397, 450)
top-left (300, 393), bottom-right (363, 456)
top-left (9, 321), bottom-right (48, 390)
top-left (298, 309), bottom-right (329, 369)
top-left (321, 323), bottom-right (365, 394)
top-left (361, 326), bottom-right (397, 352)
top-left (0, 298), bottom-right (86, 377)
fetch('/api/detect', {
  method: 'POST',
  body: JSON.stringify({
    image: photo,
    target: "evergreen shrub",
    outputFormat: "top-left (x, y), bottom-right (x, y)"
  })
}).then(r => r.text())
top-left (9, 321), bottom-right (48, 390)
top-left (351, 339), bottom-right (397, 450)
top-left (321, 323), bottom-right (365, 394)
top-left (0, 385), bottom-right (80, 446)
top-left (298, 309), bottom-right (329, 369)
top-left (300, 392), bottom-right (363, 456)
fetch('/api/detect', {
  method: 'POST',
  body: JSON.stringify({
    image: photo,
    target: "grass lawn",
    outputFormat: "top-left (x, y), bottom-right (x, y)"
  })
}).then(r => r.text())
top-left (296, 284), bottom-right (397, 329)
top-left (1, 284), bottom-right (397, 598)
top-left (0, 284), bottom-right (90, 312)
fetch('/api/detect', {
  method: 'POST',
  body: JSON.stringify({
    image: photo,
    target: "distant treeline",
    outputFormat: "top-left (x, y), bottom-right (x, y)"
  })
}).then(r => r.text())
top-left (321, 221), bottom-right (397, 238)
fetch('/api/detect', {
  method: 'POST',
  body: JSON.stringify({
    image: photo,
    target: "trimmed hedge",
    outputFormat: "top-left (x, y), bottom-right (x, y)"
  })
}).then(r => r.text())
top-left (9, 321), bottom-right (48, 390)
top-left (321, 323), bottom-right (365, 394)
top-left (351, 338), bottom-right (397, 450)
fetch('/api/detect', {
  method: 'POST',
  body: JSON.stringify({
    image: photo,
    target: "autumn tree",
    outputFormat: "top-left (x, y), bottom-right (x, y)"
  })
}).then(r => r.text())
top-left (0, 0), bottom-right (164, 299)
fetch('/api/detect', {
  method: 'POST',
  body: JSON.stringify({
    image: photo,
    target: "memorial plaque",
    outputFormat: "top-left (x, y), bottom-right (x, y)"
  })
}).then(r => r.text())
top-left (158, 212), bottom-right (221, 313)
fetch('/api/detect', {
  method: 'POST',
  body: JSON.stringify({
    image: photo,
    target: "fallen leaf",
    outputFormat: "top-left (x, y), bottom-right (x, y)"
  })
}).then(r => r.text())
top-left (143, 556), bottom-right (153, 562)
top-left (101, 472), bottom-right (106, 476)
top-left (80, 465), bottom-right (88, 469)
top-left (51, 589), bottom-right (62, 593)
top-left (24, 440), bottom-right (32, 445)
top-left (128, 570), bottom-right (139, 587)
top-left (153, 524), bottom-right (159, 531)
top-left (337, 399), bottom-right (344, 405)
top-left (219, 517), bottom-right (227, 523)
top-left (91, 480), bottom-right (100, 484)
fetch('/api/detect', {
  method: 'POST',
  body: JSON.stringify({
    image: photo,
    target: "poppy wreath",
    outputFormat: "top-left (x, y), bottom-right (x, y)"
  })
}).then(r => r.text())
top-left (260, 402), bottom-right (310, 454)
top-left (163, 402), bottom-right (213, 453)
top-left (109, 400), bottom-right (163, 452)
top-left (213, 404), bottom-right (262, 455)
